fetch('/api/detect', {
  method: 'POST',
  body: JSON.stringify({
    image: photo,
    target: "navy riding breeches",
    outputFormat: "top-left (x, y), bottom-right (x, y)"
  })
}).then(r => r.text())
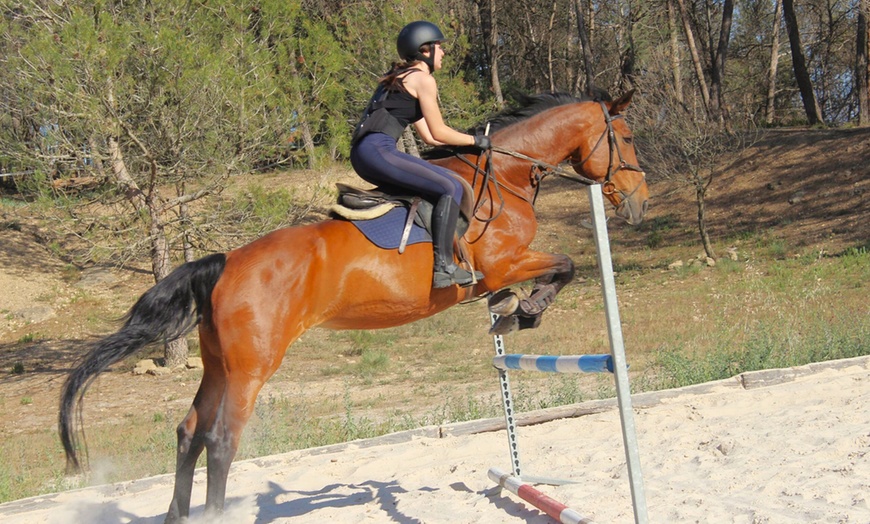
top-left (350, 132), bottom-right (464, 205)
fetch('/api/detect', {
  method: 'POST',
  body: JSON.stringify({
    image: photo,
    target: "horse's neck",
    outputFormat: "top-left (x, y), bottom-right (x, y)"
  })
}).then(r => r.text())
top-left (495, 103), bottom-right (591, 166)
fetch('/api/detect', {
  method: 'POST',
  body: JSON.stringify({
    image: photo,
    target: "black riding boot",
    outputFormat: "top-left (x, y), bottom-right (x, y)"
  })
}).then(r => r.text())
top-left (431, 195), bottom-right (483, 288)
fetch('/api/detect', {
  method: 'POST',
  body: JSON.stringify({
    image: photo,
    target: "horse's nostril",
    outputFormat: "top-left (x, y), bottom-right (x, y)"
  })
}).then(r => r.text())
top-left (642, 200), bottom-right (649, 215)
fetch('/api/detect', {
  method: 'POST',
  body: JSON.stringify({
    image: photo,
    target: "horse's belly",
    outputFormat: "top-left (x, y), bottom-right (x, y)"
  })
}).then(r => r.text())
top-left (319, 293), bottom-right (449, 330)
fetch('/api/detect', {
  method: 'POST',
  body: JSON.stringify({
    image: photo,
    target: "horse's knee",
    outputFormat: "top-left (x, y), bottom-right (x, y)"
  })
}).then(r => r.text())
top-left (203, 405), bottom-right (247, 468)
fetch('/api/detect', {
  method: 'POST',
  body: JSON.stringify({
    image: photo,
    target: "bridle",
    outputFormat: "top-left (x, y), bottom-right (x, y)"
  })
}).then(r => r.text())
top-left (568, 101), bottom-right (646, 202)
top-left (455, 100), bottom-right (646, 220)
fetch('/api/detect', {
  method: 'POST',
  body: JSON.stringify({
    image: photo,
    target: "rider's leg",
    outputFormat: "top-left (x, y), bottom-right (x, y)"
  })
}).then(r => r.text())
top-left (431, 194), bottom-right (483, 288)
top-left (351, 134), bottom-right (462, 200)
top-left (351, 134), bottom-right (483, 287)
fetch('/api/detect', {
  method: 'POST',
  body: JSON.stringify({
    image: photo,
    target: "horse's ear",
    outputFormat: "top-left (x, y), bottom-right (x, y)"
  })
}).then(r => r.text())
top-left (609, 89), bottom-right (636, 115)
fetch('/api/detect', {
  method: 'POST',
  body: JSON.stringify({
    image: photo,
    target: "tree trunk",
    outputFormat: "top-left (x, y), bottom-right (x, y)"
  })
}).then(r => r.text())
top-left (766, 0), bottom-right (783, 125)
top-left (546, 0), bottom-right (558, 92)
top-left (618, 0), bottom-right (637, 92)
top-left (179, 182), bottom-right (195, 263)
top-left (288, 58), bottom-right (317, 169)
top-left (858, 0), bottom-right (869, 126)
top-left (483, 0), bottom-right (505, 108)
top-left (695, 174), bottom-right (716, 260)
top-left (667, 0), bottom-right (684, 104)
top-left (87, 136), bottom-right (105, 178)
top-left (573, 0), bottom-right (596, 95)
top-left (107, 137), bottom-right (147, 210)
top-left (709, 0), bottom-right (734, 128)
top-left (523, 9), bottom-right (543, 92)
top-left (675, 0), bottom-right (713, 115)
top-left (401, 127), bottom-right (419, 157)
top-left (782, 0), bottom-right (823, 124)
top-left (146, 186), bottom-right (188, 369)
top-left (106, 82), bottom-right (188, 367)
top-left (106, 135), bottom-right (190, 368)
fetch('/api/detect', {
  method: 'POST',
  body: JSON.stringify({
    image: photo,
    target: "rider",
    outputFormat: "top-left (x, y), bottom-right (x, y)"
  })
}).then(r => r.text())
top-left (350, 20), bottom-right (491, 289)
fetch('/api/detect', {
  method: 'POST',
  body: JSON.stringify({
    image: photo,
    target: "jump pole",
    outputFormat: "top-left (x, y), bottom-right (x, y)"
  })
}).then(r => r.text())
top-left (488, 467), bottom-right (595, 524)
top-left (493, 354), bottom-right (614, 374)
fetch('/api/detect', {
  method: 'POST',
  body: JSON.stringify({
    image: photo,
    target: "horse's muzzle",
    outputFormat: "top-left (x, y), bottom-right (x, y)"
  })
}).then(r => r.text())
top-left (616, 196), bottom-right (648, 225)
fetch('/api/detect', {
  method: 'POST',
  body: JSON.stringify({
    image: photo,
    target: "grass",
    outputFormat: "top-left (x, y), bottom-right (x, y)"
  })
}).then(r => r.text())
top-left (0, 235), bottom-right (868, 506)
top-left (641, 313), bottom-right (868, 390)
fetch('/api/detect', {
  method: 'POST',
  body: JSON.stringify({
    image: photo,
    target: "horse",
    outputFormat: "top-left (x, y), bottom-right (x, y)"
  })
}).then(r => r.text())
top-left (59, 90), bottom-right (648, 523)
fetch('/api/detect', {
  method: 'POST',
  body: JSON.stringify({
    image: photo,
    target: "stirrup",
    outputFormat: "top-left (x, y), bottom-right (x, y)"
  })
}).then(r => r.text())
top-left (433, 264), bottom-right (484, 289)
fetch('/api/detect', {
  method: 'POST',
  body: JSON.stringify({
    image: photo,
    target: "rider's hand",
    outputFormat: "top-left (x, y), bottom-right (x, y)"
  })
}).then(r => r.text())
top-left (473, 134), bottom-right (492, 150)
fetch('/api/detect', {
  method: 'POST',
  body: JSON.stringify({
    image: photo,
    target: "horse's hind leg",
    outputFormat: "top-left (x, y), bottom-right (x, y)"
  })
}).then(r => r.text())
top-left (198, 320), bottom-right (295, 517)
top-left (202, 365), bottom-right (274, 516)
top-left (165, 334), bottom-right (226, 523)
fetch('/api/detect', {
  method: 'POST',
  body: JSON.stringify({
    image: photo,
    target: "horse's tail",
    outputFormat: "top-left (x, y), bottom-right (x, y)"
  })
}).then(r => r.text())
top-left (59, 253), bottom-right (227, 473)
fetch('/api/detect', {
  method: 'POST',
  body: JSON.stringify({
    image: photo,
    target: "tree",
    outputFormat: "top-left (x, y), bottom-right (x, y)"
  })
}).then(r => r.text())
top-left (259, 3), bottom-right (351, 167)
top-left (477, 0), bottom-right (505, 107)
top-left (708, 0), bottom-right (735, 128)
top-left (782, 0), bottom-right (824, 124)
top-left (766, 0), bottom-right (783, 125)
top-left (0, 2), bottom-right (282, 367)
top-left (858, 0), bottom-right (870, 126)
top-left (666, 0), bottom-right (685, 105)
top-left (632, 46), bottom-right (760, 260)
top-left (574, 0), bottom-right (596, 94)
top-left (674, 0), bottom-right (713, 114)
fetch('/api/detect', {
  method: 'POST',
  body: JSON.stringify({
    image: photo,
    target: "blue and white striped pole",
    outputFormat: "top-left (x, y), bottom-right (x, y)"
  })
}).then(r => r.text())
top-left (492, 354), bottom-right (614, 374)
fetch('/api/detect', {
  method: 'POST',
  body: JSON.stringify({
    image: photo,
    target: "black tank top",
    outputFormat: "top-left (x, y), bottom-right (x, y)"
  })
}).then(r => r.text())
top-left (383, 91), bottom-right (423, 128)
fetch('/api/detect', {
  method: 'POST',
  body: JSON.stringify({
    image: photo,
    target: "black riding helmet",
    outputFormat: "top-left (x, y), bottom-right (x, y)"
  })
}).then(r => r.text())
top-left (396, 21), bottom-right (445, 72)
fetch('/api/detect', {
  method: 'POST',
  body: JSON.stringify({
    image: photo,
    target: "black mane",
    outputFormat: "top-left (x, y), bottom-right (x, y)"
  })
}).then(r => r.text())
top-left (422, 90), bottom-right (611, 160)
top-left (469, 92), bottom-right (587, 134)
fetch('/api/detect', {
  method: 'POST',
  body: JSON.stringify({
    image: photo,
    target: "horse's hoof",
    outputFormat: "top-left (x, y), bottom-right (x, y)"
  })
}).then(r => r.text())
top-left (489, 314), bottom-right (519, 335)
top-left (517, 314), bottom-right (543, 331)
top-left (488, 289), bottom-right (519, 316)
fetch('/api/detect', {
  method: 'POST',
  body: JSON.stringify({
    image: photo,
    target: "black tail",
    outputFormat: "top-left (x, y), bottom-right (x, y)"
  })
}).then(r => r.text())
top-left (59, 253), bottom-right (227, 473)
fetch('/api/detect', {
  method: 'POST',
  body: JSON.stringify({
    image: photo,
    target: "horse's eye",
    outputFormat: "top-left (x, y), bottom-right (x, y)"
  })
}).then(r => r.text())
top-left (623, 136), bottom-right (633, 144)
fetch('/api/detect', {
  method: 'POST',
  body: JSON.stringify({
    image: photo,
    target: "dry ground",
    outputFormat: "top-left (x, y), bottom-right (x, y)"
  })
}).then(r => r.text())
top-left (0, 127), bottom-right (868, 460)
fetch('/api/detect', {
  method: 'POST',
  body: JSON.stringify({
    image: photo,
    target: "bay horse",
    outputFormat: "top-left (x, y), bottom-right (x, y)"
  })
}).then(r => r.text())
top-left (59, 90), bottom-right (648, 522)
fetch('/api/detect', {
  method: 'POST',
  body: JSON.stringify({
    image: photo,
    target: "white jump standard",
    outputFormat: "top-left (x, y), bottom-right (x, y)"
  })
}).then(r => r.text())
top-left (486, 184), bottom-right (648, 524)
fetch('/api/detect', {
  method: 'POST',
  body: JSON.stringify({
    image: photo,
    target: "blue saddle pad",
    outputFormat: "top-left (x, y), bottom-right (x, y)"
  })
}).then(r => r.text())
top-left (351, 206), bottom-right (431, 250)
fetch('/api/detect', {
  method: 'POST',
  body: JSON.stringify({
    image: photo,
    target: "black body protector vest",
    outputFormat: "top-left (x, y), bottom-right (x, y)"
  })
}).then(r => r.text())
top-left (351, 85), bottom-right (418, 145)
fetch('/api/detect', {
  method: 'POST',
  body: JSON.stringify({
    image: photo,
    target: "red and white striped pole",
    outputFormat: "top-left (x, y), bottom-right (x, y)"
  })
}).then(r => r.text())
top-left (488, 467), bottom-right (595, 524)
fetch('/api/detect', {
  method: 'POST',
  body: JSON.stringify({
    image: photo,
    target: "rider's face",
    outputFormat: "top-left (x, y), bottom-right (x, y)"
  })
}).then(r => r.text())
top-left (436, 43), bottom-right (445, 69)
top-left (424, 42), bottom-right (444, 71)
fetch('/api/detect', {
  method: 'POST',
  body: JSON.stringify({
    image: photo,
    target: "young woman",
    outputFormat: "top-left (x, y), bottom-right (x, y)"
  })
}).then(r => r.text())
top-left (350, 20), bottom-right (491, 289)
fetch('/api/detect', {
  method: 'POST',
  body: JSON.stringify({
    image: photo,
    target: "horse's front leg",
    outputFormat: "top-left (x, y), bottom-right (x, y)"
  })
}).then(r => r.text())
top-left (486, 251), bottom-right (574, 334)
top-left (518, 260), bottom-right (576, 316)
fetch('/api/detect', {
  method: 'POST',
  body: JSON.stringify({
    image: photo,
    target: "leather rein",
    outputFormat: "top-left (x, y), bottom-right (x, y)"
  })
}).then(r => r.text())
top-left (453, 101), bottom-right (645, 222)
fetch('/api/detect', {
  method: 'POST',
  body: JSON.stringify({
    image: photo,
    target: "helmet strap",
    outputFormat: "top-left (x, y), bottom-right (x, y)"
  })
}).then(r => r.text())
top-left (416, 52), bottom-right (435, 74)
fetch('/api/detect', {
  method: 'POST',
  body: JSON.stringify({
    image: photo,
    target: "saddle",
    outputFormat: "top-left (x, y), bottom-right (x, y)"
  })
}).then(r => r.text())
top-left (330, 174), bottom-right (476, 250)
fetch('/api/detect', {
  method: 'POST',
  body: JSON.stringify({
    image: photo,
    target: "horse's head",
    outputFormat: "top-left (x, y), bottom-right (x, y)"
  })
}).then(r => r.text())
top-left (568, 90), bottom-right (649, 225)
